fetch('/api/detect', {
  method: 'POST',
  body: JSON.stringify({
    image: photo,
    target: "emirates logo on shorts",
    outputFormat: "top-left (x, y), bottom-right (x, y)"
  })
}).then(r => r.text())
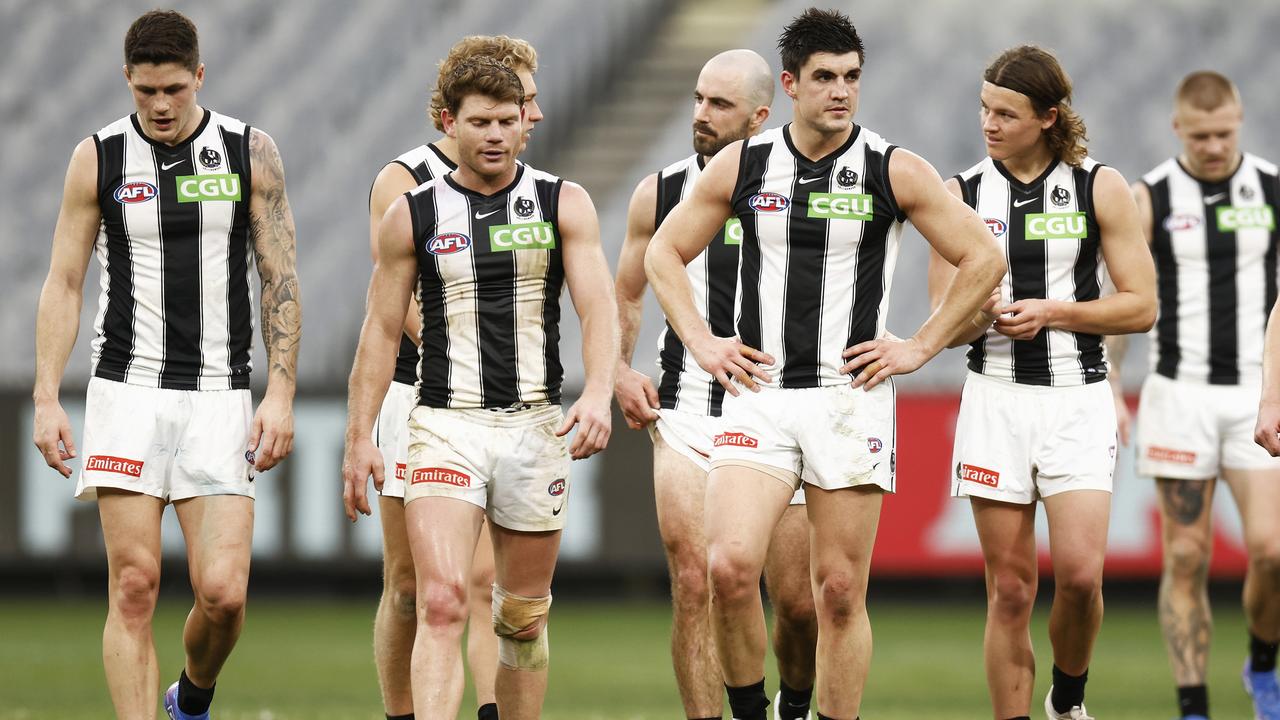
top-left (1147, 446), bottom-right (1196, 465)
top-left (85, 455), bottom-right (144, 478)
top-left (957, 463), bottom-right (999, 487)
top-left (395, 463), bottom-right (406, 481)
top-left (713, 432), bottom-right (759, 448)
top-left (410, 467), bottom-right (470, 487)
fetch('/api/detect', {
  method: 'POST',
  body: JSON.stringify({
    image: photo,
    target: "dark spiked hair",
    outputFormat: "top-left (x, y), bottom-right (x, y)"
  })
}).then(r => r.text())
top-left (124, 10), bottom-right (200, 72)
top-left (777, 7), bottom-right (864, 75)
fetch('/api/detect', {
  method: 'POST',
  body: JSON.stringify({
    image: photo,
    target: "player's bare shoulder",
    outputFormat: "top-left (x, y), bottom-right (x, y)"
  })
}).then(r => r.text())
top-left (885, 146), bottom-right (947, 213)
top-left (626, 172), bottom-right (659, 234)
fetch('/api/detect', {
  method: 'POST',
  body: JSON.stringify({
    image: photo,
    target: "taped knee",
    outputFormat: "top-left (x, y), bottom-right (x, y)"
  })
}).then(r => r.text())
top-left (491, 584), bottom-right (552, 670)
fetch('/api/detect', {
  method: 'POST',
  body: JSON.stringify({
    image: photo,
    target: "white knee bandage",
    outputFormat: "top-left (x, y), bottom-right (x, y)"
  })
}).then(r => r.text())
top-left (491, 584), bottom-right (552, 670)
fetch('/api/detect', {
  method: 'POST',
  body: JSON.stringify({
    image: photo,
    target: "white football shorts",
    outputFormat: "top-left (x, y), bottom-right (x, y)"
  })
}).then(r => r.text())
top-left (405, 404), bottom-right (571, 532)
top-left (650, 407), bottom-right (807, 504)
top-left (951, 371), bottom-right (1116, 504)
top-left (1136, 373), bottom-right (1280, 479)
top-left (708, 381), bottom-right (895, 494)
top-left (76, 377), bottom-right (255, 502)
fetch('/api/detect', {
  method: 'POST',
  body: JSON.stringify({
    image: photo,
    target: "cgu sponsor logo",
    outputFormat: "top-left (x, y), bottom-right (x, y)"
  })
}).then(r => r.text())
top-left (1164, 214), bottom-right (1201, 232)
top-left (548, 478), bottom-right (566, 496)
top-left (114, 181), bottom-right (158, 204)
top-left (984, 217), bottom-right (1007, 238)
top-left (867, 437), bottom-right (883, 453)
top-left (410, 467), bottom-right (470, 487)
top-left (1216, 205), bottom-right (1275, 232)
top-left (426, 232), bottom-right (471, 255)
top-left (749, 192), bottom-right (790, 213)
top-left (713, 432), bottom-right (759, 448)
top-left (176, 174), bottom-right (241, 203)
top-left (958, 463), bottom-right (999, 487)
top-left (807, 192), bottom-right (873, 221)
top-left (489, 222), bottom-right (556, 251)
top-left (724, 217), bottom-right (743, 245)
top-left (1024, 212), bottom-right (1087, 240)
top-left (85, 455), bottom-right (144, 478)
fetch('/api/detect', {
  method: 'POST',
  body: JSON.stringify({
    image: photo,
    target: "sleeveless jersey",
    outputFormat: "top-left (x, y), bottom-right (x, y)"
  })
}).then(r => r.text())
top-left (731, 123), bottom-right (906, 388)
top-left (654, 153), bottom-right (740, 416)
top-left (405, 164), bottom-right (565, 409)
top-left (1142, 153), bottom-right (1279, 385)
top-left (378, 143), bottom-right (457, 385)
top-left (957, 156), bottom-right (1108, 386)
top-left (92, 108), bottom-right (254, 391)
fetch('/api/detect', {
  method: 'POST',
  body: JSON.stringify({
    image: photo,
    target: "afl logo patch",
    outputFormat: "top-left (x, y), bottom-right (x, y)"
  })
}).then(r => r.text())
top-left (426, 232), bottom-right (471, 255)
top-left (1164, 214), bottom-right (1201, 232)
top-left (199, 146), bottom-right (222, 169)
top-left (114, 181), bottom-right (157, 204)
top-left (984, 218), bottom-right (1007, 237)
top-left (867, 437), bottom-right (883, 453)
top-left (244, 449), bottom-right (256, 465)
top-left (749, 192), bottom-right (790, 212)
top-left (548, 478), bottom-right (566, 496)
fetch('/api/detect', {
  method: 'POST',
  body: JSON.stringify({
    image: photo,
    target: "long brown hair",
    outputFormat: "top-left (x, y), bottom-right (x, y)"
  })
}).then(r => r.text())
top-left (984, 45), bottom-right (1088, 166)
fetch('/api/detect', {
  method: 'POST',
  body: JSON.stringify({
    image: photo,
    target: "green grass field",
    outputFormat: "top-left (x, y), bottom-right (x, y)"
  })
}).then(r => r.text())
top-left (0, 598), bottom-right (1258, 719)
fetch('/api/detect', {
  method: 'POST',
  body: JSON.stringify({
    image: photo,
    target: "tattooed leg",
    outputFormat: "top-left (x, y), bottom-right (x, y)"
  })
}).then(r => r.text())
top-left (1223, 468), bottom-right (1280, 642)
top-left (1156, 477), bottom-right (1216, 685)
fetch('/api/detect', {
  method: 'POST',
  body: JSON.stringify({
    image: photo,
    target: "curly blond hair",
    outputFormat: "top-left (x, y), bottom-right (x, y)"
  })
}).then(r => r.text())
top-left (430, 36), bottom-right (537, 132)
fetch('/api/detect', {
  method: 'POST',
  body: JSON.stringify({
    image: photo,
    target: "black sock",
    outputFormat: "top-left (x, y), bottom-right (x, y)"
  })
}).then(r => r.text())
top-left (777, 678), bottom-right (813, 720)
top-left (1050, 665), bottom-right (1088, 714)
top-left (386, 714), bottom-right (414, 720)
top-left (177, 669), bottom-right (215, 716)
top-left (477, 702), bottom-right (498, 720)
top-left (1176, 684), bottom-right (1208, 717)
top-left (725, 678), bottom-right (768, 720)
top-left (1251, 631), bottom-right (1280, 673)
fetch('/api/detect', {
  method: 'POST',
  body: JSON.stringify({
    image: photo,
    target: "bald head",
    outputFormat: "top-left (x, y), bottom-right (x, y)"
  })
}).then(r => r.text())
top-left (703, 49), bottom-right (775, 107)
top-left (692, 49), bottom-right (774, 156)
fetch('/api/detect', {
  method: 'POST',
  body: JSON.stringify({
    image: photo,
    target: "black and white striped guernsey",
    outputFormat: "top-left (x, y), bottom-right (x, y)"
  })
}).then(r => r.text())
top-left (92, 108), bottom-right (254, 391)
top-left (1142, 154), bottom-right (1279, 385)
top-left (406, 164), bottom-right (565, 409)
top-left (956, 157), bottom-right (1108, 387)
top-left (379, 143), bottom-right (457, 385)
top-left (655, 153), bottom-right (740, 415)
top-left (731, 124), bottom-right (906, 388)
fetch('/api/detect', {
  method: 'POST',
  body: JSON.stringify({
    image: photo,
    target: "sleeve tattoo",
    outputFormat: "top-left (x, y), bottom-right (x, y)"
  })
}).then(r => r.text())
top-left (249, 129), bottom-right (301, 385)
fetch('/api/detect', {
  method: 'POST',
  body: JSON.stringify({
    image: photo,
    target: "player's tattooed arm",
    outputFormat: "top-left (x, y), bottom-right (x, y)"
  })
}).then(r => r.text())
top-left (249, 128), bottom-right (301, 391)
top-left (247, 128), bottom-right (299, 471)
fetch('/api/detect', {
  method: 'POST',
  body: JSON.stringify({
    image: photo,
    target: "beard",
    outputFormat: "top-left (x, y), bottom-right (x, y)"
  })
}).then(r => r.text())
top-left (692, 117), bottom-right (753, 157)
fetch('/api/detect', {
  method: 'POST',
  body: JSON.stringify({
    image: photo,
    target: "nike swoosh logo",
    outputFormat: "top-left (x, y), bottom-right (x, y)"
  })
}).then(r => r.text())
top-left (1013, 198), bottom-right (1037, 207)
top-left (798, 176), bottom-right (824, 185)
top-left (1204, 192), bottom-right (1228, 204)
top-left (161, 159), bottom-right (186, 170)
top-left (474, 208), bottom-right (502, 219)
top-left (552, 502), bottom-right (564, 516)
